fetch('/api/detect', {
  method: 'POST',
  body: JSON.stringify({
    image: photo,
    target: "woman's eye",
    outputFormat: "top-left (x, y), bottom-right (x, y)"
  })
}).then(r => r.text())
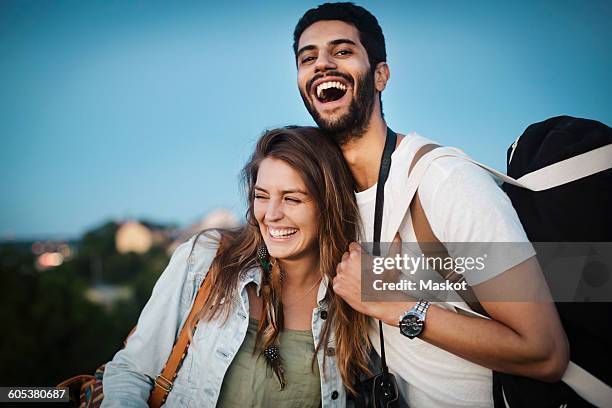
top-left (285, 197), bottom-right (301, 203)
top-left (254, 194), bottom-right (268, 200)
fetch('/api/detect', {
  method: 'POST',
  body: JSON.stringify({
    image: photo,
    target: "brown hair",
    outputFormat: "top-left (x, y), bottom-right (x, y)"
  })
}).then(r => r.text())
top-left (188, 126), bottom-right (371, 393)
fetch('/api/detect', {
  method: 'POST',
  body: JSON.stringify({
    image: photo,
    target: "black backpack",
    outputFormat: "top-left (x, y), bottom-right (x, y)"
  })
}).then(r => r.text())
top-left (495, 116), bottom-right (612, 408)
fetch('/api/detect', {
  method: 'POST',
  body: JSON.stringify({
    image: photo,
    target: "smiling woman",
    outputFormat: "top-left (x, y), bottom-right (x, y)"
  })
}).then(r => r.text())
top-left (101, 126), bottom-right (372, 408)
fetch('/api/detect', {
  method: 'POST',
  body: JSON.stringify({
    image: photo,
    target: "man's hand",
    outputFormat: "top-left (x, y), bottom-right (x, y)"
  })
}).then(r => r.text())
top-left (333, 235), bottom-right (411, 325)
top-left (333, 242), bottom-right (371, 314)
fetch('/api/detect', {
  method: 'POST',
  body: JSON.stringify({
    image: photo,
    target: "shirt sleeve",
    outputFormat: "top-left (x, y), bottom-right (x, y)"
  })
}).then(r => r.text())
top-left (417, 157), bottom-right (536, 286)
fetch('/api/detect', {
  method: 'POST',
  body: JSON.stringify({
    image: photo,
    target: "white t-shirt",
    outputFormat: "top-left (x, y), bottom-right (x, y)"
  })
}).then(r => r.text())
top-left (356, 132), bottom-right (535, 408)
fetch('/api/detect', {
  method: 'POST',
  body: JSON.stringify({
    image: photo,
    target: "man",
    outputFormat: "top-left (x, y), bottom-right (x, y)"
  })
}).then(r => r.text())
top-left (292, 3), bottom-right (568, 407)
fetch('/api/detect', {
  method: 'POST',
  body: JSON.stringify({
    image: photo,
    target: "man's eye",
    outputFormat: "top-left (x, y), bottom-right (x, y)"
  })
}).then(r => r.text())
top-left (335, 49), bottom-right (352, 56)
top-left (301, 56), bottom-right (315, 64)
top-left (254, 194), bottom-right (268, 200)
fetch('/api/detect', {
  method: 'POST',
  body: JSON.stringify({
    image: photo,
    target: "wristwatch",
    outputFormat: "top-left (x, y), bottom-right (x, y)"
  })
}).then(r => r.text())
top-left (399, 300), bottom-right (430, 339)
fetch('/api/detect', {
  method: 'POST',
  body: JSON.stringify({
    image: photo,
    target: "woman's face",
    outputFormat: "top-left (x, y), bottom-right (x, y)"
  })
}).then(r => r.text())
top-left (254, 157), bottom-right (319, 263)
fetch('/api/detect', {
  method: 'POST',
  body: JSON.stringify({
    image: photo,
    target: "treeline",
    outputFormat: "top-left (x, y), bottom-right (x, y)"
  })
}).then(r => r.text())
top-left (0, 221), bottom-right (171, 386)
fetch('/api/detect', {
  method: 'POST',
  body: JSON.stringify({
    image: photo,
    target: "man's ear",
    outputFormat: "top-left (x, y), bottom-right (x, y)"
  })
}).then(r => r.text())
top-left (374, 62), bottom-right (390, 92)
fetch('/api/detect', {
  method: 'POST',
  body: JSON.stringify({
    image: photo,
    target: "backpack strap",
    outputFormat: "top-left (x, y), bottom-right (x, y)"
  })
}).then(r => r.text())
top-left (563, 361), bottom-right (612, 407)
top-left (465, 143), bottom-right (612, 191)
top-left (408, 144), bottom-right (488, 317)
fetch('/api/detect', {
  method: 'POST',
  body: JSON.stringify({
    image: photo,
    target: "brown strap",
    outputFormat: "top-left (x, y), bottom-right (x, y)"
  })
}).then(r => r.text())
top-left (57, 374), bottom-right (96, 388)
top-left (408, 144), bottom-right (488, 317)
top-left (148, 261), bottom-right (214, 407)
top-left (123, 326), bottom-right (137, 348)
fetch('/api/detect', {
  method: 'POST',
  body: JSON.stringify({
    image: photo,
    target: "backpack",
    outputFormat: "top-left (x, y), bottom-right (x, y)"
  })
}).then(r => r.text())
top-left (394, 116), bottom-right (612, 407)
top-left (496, 116), bottom-right (612, 408)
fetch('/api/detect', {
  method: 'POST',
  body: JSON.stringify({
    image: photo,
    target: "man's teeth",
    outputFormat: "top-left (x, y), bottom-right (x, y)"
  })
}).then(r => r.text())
top-left (269, 228), bottom-right (298, 238)
top-left (316, 81), bottom-right (347, 98)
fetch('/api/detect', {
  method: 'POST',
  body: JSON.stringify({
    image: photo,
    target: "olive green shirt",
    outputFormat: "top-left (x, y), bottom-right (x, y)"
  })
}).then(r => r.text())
top-left (217, 318), bottom-right (321, 407)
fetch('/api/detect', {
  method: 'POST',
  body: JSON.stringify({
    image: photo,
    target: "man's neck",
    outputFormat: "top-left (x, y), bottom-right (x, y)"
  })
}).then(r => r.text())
top-left (340, 110), bottom-right (399, 191)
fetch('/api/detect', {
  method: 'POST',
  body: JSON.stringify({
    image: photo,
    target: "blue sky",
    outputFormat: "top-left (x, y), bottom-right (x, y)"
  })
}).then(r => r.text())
top-left (1, 0), bottom-right (611, 240)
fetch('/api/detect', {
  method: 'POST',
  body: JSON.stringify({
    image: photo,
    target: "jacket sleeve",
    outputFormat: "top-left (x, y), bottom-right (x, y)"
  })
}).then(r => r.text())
top-left (101, 232), bottom-right (219, 407)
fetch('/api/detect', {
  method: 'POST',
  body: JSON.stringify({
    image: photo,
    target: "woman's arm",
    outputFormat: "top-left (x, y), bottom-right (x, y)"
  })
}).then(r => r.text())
top-left (102, 233), bottom-right (218, 407)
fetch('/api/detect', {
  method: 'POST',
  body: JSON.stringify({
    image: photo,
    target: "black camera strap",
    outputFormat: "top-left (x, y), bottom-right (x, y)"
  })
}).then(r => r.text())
top-left (373, 126), bottom-right (397, 374)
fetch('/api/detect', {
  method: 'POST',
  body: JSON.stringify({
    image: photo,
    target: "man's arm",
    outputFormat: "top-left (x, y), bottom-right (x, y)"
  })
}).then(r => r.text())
top-left (333, 243), bottom-right (569, 382)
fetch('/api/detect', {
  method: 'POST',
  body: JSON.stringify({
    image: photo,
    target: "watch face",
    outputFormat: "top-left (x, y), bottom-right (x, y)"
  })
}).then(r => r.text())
top-left (400, 313), bottom-right (423, 338)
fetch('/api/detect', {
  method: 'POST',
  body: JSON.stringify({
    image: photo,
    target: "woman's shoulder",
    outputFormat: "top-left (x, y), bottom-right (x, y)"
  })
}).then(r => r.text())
top-left (178, 229), bottom-right (224, 278)
top-left (173, 228), bottom-right (260, 289)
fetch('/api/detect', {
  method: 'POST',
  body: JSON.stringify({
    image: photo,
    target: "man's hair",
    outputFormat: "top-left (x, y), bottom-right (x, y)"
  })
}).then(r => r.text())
top-left (293, 2), bottom-right (387, 71)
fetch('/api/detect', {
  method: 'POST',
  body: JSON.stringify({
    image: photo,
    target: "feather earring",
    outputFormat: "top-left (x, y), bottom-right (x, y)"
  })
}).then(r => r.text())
top-left (257, 245), bottom-right (286, 389)
top-left (257, 245), bottom-right (271, 277)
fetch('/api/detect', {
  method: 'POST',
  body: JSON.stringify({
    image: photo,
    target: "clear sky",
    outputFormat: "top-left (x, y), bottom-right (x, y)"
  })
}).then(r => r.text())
top-left (1, 0), bottom-right (611, 240)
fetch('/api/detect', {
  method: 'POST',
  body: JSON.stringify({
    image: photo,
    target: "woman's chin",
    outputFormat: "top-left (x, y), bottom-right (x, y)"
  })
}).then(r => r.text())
top-left (266, 246), bottom-right (293, 261)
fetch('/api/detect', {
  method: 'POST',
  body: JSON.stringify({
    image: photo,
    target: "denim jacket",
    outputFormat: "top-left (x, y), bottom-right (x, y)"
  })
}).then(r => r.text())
top-left (102, 233), bottom-right (346, 408)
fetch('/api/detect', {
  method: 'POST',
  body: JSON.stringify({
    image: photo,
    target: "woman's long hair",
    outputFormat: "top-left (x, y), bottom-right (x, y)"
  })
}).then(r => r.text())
top-left (187, 126), bottom-right (371, 393)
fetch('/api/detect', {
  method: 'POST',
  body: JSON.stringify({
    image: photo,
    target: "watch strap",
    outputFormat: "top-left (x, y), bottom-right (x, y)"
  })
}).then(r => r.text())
top-left (415, 300), bottom-right (429, 315)
top-left (400, 300), bottom-right (429, 320)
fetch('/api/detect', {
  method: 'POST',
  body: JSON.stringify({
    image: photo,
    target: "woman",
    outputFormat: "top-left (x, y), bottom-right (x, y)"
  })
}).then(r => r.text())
top-left (102, 126), bottom-right (371, 407)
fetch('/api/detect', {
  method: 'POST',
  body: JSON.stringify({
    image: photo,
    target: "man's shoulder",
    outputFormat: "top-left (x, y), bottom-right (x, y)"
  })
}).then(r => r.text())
top-left (394, 131), bottom-right (436, 157)
top-left (391, 132), bottom-right (484, 183)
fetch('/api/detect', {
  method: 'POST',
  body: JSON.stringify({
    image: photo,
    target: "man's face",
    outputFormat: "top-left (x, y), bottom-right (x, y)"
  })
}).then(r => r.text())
top-left (296, 20), bottom-right (376, 144)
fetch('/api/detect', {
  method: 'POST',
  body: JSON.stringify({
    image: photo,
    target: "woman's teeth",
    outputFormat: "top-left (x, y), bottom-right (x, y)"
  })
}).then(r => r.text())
top-left (269, 228), bottom-right (298, 238)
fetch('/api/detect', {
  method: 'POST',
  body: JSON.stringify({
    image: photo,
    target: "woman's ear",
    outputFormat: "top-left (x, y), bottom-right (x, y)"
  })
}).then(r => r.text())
top-left (375, 62), bottom-right (390, 92)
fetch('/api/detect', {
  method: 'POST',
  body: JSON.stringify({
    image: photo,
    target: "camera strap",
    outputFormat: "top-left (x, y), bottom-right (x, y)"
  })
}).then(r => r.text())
top-left (372, 126), bottom-right (397, 374)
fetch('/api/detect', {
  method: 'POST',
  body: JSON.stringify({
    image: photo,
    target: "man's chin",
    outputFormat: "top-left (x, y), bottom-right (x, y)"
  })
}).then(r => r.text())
top-left (312, 106), bottom-right (352, 130)
top-left (303, 96), bottom-right (369, 143)
top-left (314, 113), bottom-right (342, 128)
top-left (315, 108), bottom-right (361, 130)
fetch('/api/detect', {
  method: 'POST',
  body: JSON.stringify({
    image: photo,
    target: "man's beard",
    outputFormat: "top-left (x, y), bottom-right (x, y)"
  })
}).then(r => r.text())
top-left (301, 69), bottom-right (376, 146)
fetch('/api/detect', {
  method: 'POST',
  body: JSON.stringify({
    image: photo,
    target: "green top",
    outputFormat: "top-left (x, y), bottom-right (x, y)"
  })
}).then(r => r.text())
top-left (217, 318), bottom-right (321, 408)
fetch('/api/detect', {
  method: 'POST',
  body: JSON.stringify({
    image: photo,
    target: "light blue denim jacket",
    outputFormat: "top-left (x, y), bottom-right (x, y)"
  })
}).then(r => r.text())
top-left (102, 233), bottom-right (346, 408)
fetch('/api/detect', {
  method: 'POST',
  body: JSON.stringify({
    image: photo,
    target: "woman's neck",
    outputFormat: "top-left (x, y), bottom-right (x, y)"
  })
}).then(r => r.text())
top-left (278, 254), bottom-right (320, 289)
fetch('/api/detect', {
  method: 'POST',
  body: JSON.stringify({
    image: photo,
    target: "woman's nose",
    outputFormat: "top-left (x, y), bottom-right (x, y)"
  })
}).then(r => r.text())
top-left (264, 199), bottom-right (284, 222)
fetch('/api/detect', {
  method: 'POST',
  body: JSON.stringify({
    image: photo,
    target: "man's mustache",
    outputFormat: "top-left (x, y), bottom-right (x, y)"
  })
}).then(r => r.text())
top-left (306, 71), bottom-right (354, 94)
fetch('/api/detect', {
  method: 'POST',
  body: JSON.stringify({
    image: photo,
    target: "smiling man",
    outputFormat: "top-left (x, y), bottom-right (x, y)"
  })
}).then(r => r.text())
top-left (292, 3), bottom-right (569, 408)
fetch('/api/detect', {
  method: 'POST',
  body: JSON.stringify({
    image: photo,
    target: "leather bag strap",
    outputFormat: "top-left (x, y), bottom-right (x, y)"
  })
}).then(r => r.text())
top-left (408, 144), bottom-right (488, 317)
top-left (148, 256), bottom-right (214, 407)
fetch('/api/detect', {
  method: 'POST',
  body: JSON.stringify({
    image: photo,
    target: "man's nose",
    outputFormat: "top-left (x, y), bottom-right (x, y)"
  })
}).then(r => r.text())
top-left (314, 52), bottom-right (337, 73)
top-left (265, 199), bottom-right (284, 222)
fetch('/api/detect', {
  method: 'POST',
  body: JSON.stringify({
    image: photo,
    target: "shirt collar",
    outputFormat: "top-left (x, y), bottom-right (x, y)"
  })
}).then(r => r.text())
top-left (241, 266), bottom-right (263, 295)
top-left (316, 276), bottom-right (330, 307)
